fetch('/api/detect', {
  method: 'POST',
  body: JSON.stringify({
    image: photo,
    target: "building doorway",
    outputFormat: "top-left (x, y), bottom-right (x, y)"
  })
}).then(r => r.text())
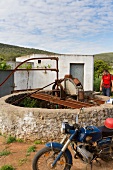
top-left (70, 63), bottom-right (84, 86)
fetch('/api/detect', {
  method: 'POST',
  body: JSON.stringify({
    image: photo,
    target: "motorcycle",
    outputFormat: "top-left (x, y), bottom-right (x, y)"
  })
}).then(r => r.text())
top-left (32, 112), bottom-right (113, 170)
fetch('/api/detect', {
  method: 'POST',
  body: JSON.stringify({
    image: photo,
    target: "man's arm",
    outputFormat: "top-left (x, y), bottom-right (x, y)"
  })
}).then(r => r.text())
top-left (111, 75), bottom-right (113, 92)
top-left (100, 79), bottom-right (103, 91)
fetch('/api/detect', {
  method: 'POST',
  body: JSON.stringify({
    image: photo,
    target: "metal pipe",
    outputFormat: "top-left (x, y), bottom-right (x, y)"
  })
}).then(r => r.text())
top-left (15, 68), bottom-right (58, 71)
top-left (56, 57), bottom-right (59, 81)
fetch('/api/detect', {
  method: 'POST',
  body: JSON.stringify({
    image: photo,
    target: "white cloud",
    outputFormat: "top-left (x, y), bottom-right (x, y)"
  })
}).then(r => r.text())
top-left (0, 0), bottom-right (113, 54)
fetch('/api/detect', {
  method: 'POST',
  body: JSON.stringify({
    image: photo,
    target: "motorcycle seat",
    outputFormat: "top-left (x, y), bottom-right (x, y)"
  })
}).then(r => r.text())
top-left (98, 126), bottom-right (113, 137)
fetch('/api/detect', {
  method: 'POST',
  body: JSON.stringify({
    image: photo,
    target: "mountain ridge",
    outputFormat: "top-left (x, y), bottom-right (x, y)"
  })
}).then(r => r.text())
top-left (0, 43), bottom-right (113, 63)
top-left (0, 43), bottom-right (58, 61)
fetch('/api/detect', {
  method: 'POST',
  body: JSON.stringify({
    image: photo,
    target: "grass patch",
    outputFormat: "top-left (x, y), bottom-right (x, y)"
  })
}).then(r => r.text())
top-left (0, 164), bottom-right (15, 170)
top-left (18, 158), bottom-right (28, 166)
top-left (6, 136), bottom-right (16, 144)
top-left (34, 140), bottom-right (42, 145)
top-left (20, 97), bottom-right (38, 108)
top-left (2, 135), bottom-right (24, 144)
top-left (18, 145), bottom-right (36, 164)
top-left (0, 150), bottom-right (11, 156)
top-left (27, 145), bottom-right (36, 153)
top-left (16, 138), bottom-right (24, 143)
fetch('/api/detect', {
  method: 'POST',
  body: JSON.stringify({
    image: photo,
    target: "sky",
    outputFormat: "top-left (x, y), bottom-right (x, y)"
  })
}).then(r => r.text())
top-left (0, 0), bottom-right (113, 55)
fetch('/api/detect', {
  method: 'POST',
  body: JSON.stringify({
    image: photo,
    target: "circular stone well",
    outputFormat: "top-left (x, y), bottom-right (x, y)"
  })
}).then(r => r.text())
top-left (0, 92), bottom-right (113, 141)
top-left (5, 92), bottom-right (67, 109)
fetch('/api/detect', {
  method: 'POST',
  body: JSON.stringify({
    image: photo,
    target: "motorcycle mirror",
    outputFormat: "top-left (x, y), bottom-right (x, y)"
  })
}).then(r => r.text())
top-left (75, 108), bottom-right (84, 124)
top-left (75, 113), bottom-right (79, 124)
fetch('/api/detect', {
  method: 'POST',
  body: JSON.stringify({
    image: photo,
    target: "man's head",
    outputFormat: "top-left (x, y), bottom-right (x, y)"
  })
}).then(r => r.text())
top-left (103, 69), bottom-right (109, 75)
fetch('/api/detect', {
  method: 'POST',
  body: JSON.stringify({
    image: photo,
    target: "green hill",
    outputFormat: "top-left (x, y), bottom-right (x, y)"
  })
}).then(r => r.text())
top-left (0, 43), bottom-right (113, 63)
top-left (0, 43), bottom-right (58, 61)
top-left (94, 52), bottom-right (113, 64)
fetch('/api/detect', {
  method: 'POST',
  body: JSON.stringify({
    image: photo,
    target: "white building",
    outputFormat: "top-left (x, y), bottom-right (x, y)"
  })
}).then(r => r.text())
top-left (15, 54), bottom-right (94, 91)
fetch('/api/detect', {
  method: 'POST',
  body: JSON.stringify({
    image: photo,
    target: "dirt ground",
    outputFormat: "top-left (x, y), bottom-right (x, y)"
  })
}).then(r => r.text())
top-left (0, 135), bottom-right (113, 170)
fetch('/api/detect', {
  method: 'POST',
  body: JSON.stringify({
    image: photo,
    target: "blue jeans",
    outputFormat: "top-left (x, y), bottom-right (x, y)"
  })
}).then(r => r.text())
top-left (102, 87), bottom-right (111, 97)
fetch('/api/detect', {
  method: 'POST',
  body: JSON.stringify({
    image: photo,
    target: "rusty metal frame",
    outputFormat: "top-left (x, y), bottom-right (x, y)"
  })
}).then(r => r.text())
top-left (31, 92), bottom-right (94, 109)
top-left (1, 56), bottom-right (104, 109)
top-left (0, 57), bottom-right (59, 87)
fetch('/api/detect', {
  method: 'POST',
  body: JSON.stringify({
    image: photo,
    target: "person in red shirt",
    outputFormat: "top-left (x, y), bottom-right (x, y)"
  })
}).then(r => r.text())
top-left (100, 69), bottom-right (113, 96)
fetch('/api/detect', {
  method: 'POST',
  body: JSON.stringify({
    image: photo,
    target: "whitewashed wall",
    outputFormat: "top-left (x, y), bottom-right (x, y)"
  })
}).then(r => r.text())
top-left (58, 54), bottom-right (94, 91)
top-left (15, 54), bottom-right (94, 91)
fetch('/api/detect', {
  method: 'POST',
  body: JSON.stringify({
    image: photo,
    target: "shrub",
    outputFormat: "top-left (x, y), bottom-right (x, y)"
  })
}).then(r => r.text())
top-left (0, 150), bottom-right (11, 156)
top-left (93, 77), bottom-right (101, 92)
top-left (0, 61), bottom-right (11, 70)
top-left (34, 140), bottom-right (42, 145)
top-left (19, 63), bottom-right (32, 69)
top-left (0, 165), bottom-right (15, 170)
top-left (20, 97), bottom-right (37, 108)
top-left (27, 145), bottom-right (36, 153)
top-left (6, 136), bottom-right (16, 144)
top-left (16, 138), bottom-right (24, 143)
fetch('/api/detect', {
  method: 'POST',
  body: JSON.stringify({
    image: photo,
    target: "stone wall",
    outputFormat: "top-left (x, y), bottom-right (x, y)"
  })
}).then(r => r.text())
top-left (0, 93), bottom-right (113, 142)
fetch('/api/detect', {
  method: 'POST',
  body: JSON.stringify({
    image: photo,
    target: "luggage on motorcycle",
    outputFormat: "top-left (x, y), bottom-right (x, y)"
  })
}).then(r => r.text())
top-left (104, 118), bottom-right (113, 129)
top-left (98, 126), bottom-right (113, 137)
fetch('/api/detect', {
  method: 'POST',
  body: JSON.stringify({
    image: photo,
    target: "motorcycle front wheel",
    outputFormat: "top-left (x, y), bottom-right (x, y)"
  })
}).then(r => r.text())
top-left (32, 147), bottom-right (71, 170)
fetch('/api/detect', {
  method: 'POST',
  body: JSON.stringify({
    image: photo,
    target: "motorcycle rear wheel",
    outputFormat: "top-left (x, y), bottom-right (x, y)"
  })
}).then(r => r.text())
top-left (101, 153), bottom-right (113, 161)
top-left (32, 147), bottom-right (71, 170)
top-left (101, 146), bottom-right (113, 162)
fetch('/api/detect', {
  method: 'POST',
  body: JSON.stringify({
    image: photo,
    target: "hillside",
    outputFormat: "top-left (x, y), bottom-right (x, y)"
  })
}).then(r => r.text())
top-left (94, 52), bottom-right (113, 64)
top-left (0, 43), bottom-right (58, 61)
top-left (0, 43), bottom-right (113, 63)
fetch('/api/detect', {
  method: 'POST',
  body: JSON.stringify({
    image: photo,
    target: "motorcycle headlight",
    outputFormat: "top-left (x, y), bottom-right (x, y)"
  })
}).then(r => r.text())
top-left (61, 122), bottom-right (66, 134)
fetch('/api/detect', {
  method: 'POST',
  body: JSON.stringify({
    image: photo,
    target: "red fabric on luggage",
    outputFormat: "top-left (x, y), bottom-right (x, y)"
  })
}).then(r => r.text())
top-left (104, 118), bottom-right (113, 129)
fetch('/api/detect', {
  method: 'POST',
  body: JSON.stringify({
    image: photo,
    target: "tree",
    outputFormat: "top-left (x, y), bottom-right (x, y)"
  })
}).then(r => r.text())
top-left (94, 60), bottom-right (111, 79)
top-left (0, 60), bottom-right (11, 70)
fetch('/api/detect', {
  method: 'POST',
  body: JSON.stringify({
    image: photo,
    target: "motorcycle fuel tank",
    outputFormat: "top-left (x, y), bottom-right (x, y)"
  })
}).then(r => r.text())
top-left (78, 126), bottom-right (102, 142)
